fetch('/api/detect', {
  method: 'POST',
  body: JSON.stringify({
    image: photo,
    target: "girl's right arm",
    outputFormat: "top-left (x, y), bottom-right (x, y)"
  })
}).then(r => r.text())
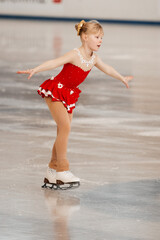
top-left (17, 50), bottom-right (75, 79)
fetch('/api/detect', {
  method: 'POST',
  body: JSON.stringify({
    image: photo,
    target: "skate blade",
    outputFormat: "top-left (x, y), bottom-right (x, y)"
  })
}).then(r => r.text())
top-left (41, 178), bottom-right (58, 190)
top-left (56, 180), bottom-right (80, 190)
top-left (41, 178), bottom-right (80, 190)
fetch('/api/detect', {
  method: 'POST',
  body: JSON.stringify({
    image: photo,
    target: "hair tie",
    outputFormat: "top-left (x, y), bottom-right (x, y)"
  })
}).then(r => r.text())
top-left (77, 20), bottom-right (86, 36)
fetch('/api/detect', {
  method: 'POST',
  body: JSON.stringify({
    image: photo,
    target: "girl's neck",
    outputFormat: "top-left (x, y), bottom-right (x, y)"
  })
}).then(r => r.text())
top-left (79, 46), bottom-right (93, 60)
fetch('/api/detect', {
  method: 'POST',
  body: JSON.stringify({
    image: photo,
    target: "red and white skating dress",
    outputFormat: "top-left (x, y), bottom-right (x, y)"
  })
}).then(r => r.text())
top-left (37, 48), bottom-right (95, 113)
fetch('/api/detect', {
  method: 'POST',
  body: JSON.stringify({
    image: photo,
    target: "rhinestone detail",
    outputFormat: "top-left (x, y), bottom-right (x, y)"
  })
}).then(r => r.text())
top-left (74, 48), bottom-right (95, 67)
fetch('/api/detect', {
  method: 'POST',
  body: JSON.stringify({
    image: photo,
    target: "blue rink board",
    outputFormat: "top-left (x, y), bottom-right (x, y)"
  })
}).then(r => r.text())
top-left (0, 14), bottom-right (160, 26)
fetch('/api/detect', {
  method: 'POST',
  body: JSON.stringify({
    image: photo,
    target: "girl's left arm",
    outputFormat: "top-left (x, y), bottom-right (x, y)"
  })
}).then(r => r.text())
top-left (95, 55), bottom-right (133, 88)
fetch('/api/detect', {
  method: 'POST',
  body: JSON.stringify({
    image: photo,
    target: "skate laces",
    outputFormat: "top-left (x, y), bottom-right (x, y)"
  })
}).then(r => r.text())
top-left (64, 171), bottom-right (74, 177)
top-left (48, 167), bottom-right (56, 174)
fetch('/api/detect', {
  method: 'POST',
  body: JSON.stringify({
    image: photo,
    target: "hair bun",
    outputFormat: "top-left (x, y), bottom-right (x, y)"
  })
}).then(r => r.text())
top-left (75, 23), bottom-right (79, 32)
top-left (75, 20), bottom-right (86, 36)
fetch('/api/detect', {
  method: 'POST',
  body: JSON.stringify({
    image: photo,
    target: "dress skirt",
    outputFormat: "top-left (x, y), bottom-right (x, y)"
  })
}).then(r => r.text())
top-left (37, 78), bottom-right (81, 113)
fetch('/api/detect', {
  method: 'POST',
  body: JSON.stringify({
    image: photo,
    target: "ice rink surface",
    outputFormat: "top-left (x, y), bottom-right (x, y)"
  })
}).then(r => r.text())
top-left (0, 19), bottom-right (160, 240)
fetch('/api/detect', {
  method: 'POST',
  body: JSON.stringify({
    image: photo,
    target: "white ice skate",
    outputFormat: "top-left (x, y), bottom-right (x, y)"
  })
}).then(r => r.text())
top-left (56, 171), bottom-right (80, 190)
top-left (42, 167), bottom-right (58, 190)
top-left (42, 168), bottom-right (80, 190)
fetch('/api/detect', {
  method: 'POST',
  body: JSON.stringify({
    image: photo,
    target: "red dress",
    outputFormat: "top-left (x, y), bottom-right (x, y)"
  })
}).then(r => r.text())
top-left (37, 63), bottom-right (91, 113)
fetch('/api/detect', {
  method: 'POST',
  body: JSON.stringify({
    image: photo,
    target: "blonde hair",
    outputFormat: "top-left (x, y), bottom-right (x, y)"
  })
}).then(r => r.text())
top-left (75, 20), bottom-right (104, 36)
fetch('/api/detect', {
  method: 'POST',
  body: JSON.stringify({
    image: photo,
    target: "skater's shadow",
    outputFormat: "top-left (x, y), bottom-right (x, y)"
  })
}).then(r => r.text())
top-left (43, 190), bottom-right (80, 240)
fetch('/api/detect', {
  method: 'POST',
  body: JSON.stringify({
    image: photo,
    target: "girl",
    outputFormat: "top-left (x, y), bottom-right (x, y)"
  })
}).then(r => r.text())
top-left (17, 20), bottom-right (133, 189)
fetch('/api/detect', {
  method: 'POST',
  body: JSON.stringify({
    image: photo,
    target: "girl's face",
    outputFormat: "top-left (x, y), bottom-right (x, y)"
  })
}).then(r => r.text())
top-left (85, 30), bottom-right (103, 51)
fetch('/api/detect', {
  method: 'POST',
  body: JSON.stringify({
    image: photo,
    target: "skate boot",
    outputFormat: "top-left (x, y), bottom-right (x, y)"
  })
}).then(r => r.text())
top-left (56, 171), bottom-right (80, 190)
top-left (42, 167), bottom-right (58, 190)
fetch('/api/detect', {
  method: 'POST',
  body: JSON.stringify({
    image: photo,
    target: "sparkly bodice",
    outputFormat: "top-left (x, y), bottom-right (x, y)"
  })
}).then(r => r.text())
top-left (52, 48), bottom-right (95, 88)
top-left (38, 49), bottom-right (95, 113)
top-left (54, 63), bottom-right (91, 88)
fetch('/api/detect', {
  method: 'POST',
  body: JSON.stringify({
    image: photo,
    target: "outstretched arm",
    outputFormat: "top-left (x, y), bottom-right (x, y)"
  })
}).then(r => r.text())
top-left (95, 56), bottom-right (133, 88)
top-left (17, 50), bottom-right (75, 79)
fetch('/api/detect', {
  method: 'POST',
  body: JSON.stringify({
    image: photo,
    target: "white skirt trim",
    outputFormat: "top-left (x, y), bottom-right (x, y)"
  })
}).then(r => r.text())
top-left (38, 87), bottom-right (75, 111)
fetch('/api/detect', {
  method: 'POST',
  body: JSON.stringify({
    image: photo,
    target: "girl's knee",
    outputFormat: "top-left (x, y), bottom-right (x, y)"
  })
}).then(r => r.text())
top-left (63, 122), bottom-right (71, 133)
top-left (58, 121), bottom-right (71, 134)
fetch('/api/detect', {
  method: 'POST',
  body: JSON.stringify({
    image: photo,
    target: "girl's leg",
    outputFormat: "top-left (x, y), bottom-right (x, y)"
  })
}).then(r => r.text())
top-left (49, 112), bottom-right (73, 170)
top-left (45, 97), bottom-right (73, 172)
top-left (48, 128), bottom-right (58, 170)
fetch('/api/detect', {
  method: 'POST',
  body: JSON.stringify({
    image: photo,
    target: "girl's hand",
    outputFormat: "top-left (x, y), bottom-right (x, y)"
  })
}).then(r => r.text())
top-left (16, 68), bottom-right (36, 80)
top-left (121, 76), bottom-right (133, 88)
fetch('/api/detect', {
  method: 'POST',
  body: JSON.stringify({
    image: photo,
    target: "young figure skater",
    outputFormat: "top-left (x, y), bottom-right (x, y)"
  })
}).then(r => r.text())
top-left (17, 20), bottom-right (133, 189)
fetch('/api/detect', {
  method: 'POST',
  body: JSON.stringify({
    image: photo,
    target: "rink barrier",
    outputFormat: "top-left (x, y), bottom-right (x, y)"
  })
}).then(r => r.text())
top-left (0, 15), bottom-right (160, 26)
